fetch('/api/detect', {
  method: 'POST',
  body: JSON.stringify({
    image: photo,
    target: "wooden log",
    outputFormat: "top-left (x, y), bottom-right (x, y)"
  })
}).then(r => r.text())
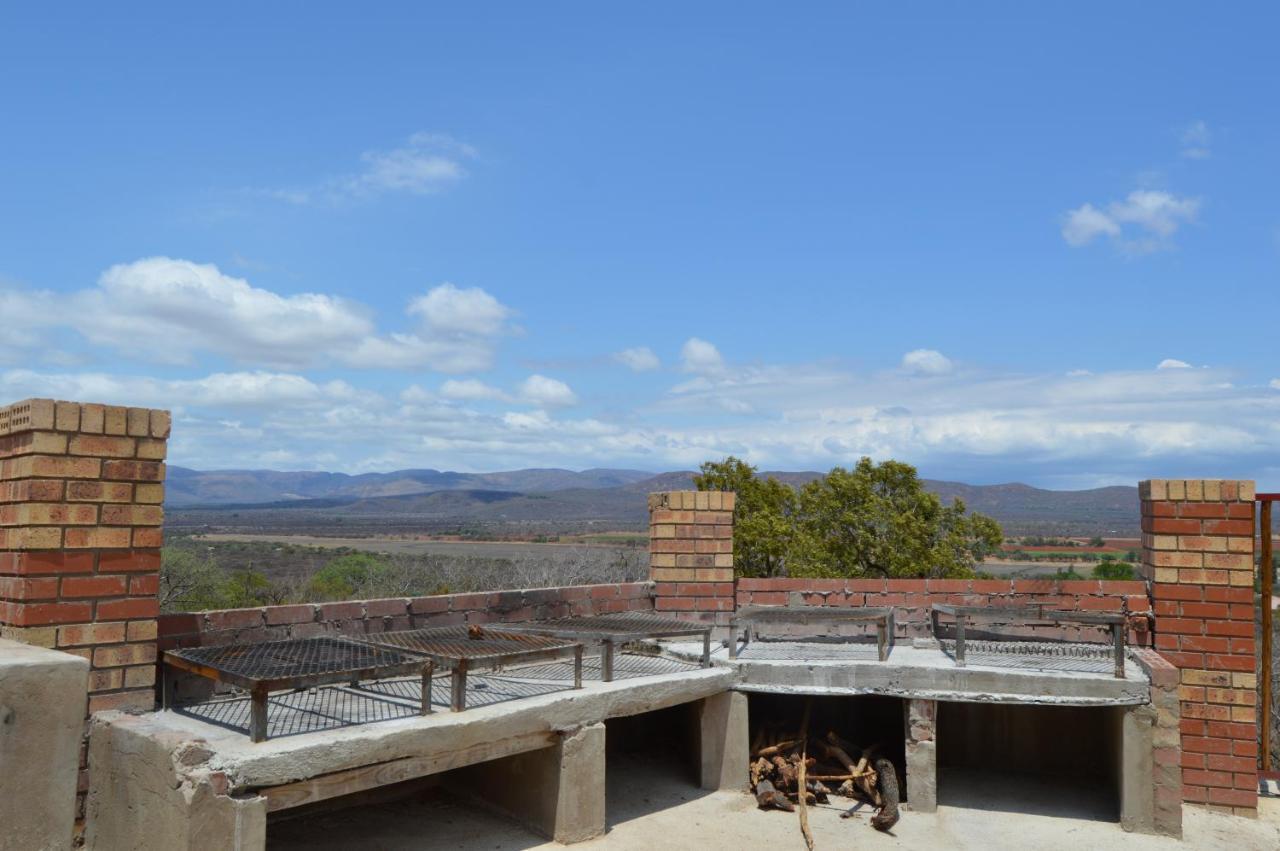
top-left (796, 699), bottom-right (815, 851)
top-left (755, 779), bottom-right (795, 812)
top-left (870, 757), bottom-right (901, 832)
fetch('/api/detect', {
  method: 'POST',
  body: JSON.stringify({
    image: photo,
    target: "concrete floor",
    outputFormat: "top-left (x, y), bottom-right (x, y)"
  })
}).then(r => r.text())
top-left (269, 753), bottom-right (1280, 851)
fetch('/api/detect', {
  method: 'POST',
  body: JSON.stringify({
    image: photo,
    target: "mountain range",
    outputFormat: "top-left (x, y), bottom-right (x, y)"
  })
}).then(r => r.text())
top-left (165, 466), bottom-right (1142, 536)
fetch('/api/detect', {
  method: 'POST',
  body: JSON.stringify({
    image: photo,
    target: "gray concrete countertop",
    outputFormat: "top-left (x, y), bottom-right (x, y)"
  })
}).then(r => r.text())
top-left (664, 639), bottom-right (1152, 706)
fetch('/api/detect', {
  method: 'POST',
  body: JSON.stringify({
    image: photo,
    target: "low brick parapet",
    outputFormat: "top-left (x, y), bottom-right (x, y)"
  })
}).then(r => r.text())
top-left (158, 582), bottom-right (655, 648)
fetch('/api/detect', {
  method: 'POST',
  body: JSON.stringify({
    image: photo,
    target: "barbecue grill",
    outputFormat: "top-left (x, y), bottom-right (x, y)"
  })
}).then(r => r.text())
top-left (728, 606), bottom-right (896, 661)
top-left (498, 612), bottom-right (714, 681)
top-left (929, 603), bottom-right (1128, 678)
top-left (358, 626), bottom-right (585, 712)
top-left (162, 636), bottom-right (433, 742)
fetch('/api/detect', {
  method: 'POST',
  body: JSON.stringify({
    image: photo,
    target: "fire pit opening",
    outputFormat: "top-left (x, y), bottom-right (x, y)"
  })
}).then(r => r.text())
top-left (937, 702), bottom-right (1122, 821)
top-left (746, 692), bottom-right (907, 825)
top-left (605, 702), bottom-right (703, 824)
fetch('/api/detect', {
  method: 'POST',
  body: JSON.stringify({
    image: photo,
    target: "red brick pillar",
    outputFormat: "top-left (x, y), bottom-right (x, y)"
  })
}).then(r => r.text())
top-left (648, 491), bottom-right (734, 625)
top-left (0, 398), bottom-right (169, 821)
top-left (1141, 479), bottom-right (1257, 813)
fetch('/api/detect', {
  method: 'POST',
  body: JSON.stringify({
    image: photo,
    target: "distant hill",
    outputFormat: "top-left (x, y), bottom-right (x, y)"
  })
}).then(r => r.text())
top-left (165, 466), bottom-right (654, 506)
top-left (165, 466), bottom-right (1142, 536)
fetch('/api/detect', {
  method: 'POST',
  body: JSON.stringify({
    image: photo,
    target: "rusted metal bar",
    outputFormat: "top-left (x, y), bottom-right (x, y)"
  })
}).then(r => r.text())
top-left (450, 662), bottom-right (468, 713)
top-left (1261, 497), bottom-right (1274, 773)
top-left (250, 685), bottom-right (269, 743)
top-left (420, 662), bottom-right (434, 716)
top-left (1112, 622), bottom-right (1125, 679)
top-left (601, 638), bottom-right (614, 682)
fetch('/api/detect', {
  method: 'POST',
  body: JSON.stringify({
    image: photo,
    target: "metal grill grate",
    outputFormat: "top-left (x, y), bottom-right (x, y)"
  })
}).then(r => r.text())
top-left (503, 652), bottom-right (701, 681)
top-left (733, 641), bottom-right (884, 661)
top-left (502, 612), bottom-right (711, 637)
top-left (360, 674), bottom-right (572, 709)
top-left (730, 606), bottom-right (895, 661)
top-left (176, 687), bottom-right (422, 739)
top-left (939, 639), bottom-right (1128, 675)
top-left (361, 625), bottom-right (580, 662)
top-left (167, 636), bottom-right (424, 683)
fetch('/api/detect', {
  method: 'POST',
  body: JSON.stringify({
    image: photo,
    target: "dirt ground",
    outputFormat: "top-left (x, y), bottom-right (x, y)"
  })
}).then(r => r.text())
top-left (269, 753), bottom-right (1280, 851)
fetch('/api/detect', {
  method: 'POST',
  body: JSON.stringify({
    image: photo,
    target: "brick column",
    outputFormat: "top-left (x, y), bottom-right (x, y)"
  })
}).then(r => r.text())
top-left (1141, 478), bottom-right (1257, 813)
top-left (648, 491), bottom-right (734, 625)
top-left (0, 398), bottom-right (169, 822)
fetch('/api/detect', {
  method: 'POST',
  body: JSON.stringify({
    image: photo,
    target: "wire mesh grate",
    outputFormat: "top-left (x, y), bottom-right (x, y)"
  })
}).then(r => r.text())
top-left (361, 625), bottom-right (578, 660)
top-left (174, 686), bottom-right (421, 739)
top-left (939, 639), bottom-right (1129, 675)
top-left (166, 636), bottom-right (425, 681)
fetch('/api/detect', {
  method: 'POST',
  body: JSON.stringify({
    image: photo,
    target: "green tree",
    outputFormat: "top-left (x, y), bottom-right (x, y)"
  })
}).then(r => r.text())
top-left (791, 459), bottom-right (1003, 578)
top-left (694, 457), bottom-right (798, 578)
top-left (1089, 535), bottom-right (1106, 547)
top-left (306, 552), bottom-right (423, 601)
top-left (222, 566), bottom-right (278, 608)
top-left (160, 546), bottom-right (228, 612)
top-left (694, 456), bottom-right (1003, 579)
top-left (1092, 559), bottom-right (1136, 580)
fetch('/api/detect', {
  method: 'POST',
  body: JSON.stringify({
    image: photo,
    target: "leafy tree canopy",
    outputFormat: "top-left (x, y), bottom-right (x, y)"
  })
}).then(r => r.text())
top-left (694, 456), bottom-right (1003, 579)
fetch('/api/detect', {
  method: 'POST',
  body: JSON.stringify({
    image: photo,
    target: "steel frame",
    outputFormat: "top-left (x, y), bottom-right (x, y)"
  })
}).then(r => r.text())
top-left (358, 626), bottom-right (585, 712)
top-left (162, 636), bottom-right (434, 742)
top-left (728, 605), bottom-right (895, 661)
top-left (499, 613), bottom-right (713, 681)
top-left (929, 603), bottom-right (1127, 678)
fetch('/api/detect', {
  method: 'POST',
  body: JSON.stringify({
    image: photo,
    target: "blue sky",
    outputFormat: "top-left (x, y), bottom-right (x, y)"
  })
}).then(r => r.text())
top-left (1, 3), bottom-right (1278, 488)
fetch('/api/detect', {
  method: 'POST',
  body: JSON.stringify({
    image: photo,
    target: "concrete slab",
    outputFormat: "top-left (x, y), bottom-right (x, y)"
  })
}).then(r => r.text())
top-left (0, 639), bottom-right (89, 851)
top-left (668, 640), bottom-right (1151, 706)
top-left (98, 666), bottom-right (737, 794)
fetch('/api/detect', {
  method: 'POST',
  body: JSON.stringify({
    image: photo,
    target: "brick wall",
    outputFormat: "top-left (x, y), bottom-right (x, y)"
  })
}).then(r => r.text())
top-left (159, 582), bottom-right (655, 649)
top-left (0, 397), bottom-right (169, 823)
top-left (648, 491), bottom-right (735, 625)
top-left (736, 577), bottom-right (1153, 644)
top-left (1140, 479), bottom-right (1258, 813)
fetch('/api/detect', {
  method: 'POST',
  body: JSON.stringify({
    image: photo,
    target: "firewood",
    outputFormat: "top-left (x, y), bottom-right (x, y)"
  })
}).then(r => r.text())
top-left (870, 757), bottom-right (900, 832)
top-left (796, 698), bottom-right (815, 851)
top-left (755, 779), bottom-right (794, 812)
top-left (755, 739), bottom-right (799, 759)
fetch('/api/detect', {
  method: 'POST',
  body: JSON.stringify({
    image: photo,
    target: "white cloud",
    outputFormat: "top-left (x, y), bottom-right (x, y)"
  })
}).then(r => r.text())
top-left (83, 258), bottom-right (372, 368)
top-left (680, 338), bottom-right (725, 375)
top-left (1270, 379), bottom-right (1280, 391)
top-left (1157, 359), bottom-right (1192, 370)
top-left (1181, 121), bottom-right (1211, 159)
top-left (1062, 190), bottom-right (1199, 252)
top-left (0, 259), bottom-right (515, 374)
top-left (268, 133), bottom-right (476, 204)
top-left (1062, 203), bottom-right (1121, 246)
top-left (614, 346), bottom-right (660, 372)
top-left (901, 349), bottom-right (953, 376)
top-left (440, 378), bottom-right (508, 401)
top-left (408, 283), bottom-right (511, 337)
top-left (519, 375), bottom-right (578, 407)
